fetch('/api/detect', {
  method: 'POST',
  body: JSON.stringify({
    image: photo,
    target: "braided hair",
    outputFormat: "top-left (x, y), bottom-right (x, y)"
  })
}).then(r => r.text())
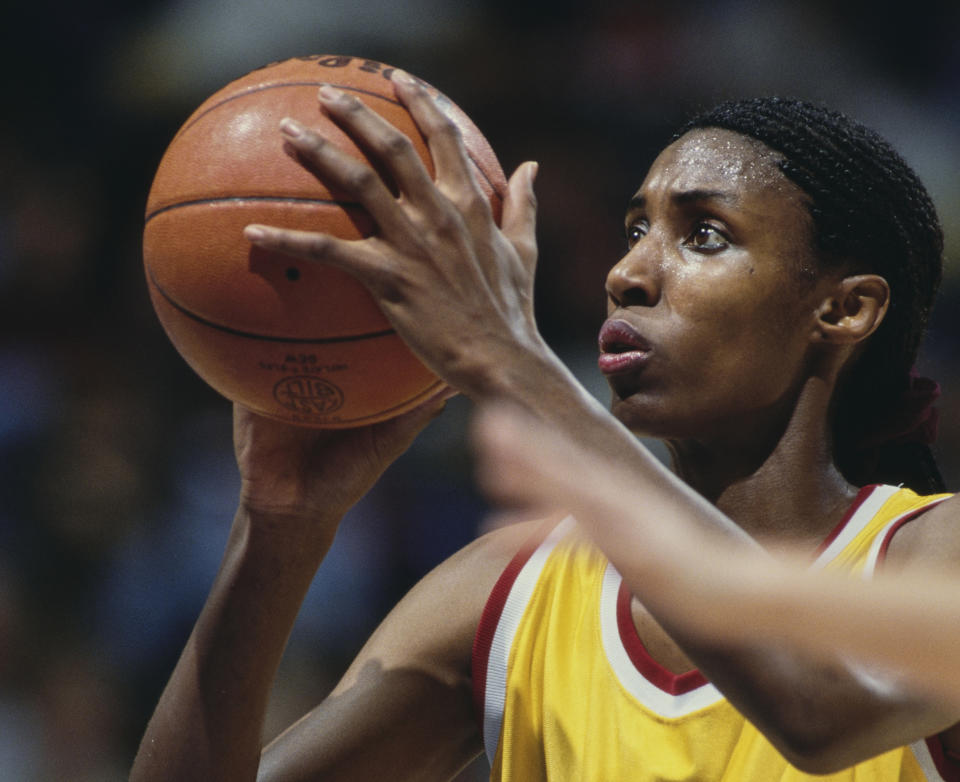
top-left (676, 97), bottom-right (945, 493)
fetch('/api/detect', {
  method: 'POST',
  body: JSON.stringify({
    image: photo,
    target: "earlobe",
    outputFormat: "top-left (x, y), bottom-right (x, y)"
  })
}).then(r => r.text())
top-left (813, 274), bottom-right (890, 344)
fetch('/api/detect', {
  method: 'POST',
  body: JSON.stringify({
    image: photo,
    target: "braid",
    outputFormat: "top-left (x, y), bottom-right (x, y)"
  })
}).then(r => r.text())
top-left (676, 98), bottom-right (945, 493)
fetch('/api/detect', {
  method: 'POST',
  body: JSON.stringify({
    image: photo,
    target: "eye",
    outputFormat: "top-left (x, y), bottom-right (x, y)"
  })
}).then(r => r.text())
top-left (625, 220), bottom-right (648, 248)
top-left (685, 223), bottom-right (729, 253)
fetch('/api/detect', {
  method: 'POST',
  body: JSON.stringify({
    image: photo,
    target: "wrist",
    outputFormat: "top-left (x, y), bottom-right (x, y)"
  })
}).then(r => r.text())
top-left (232, 502), bottom-right (340, 565)
top-left (459, 334), bottom-right (570, 403)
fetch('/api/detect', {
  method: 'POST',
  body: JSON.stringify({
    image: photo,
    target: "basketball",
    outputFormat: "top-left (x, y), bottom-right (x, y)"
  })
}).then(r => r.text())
top-left (143, 55), bottom-right (507, 428)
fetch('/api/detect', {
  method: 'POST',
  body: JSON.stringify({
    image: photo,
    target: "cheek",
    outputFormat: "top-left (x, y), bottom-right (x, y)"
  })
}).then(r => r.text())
top-left (671, 284), bottom-right (809, 388)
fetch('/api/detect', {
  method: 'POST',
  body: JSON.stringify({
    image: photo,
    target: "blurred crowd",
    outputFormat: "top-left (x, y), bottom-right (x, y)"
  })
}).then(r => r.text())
top-left (1, 1), bottom-right (958, 778)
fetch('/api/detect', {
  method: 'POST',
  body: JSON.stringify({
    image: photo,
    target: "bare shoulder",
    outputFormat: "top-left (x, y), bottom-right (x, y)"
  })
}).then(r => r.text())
top-left (883, 491), bottom-right (960, 572)
top-left (881, 492), bottom-right (960, 753)
top-left (258, 520), bottom-right (542, 782)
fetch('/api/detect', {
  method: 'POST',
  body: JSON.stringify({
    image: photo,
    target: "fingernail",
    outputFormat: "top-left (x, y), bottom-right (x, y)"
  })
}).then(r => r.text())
top-left (318, 84), bottom-right (343, 101)
top-left (279, 117), bottom-right (304, 138)
top-left (244, 225), bottom-right (268, 241)
top-left (391, 69), bottom-right (418, 87)
top-left (528, 161), bottom-right (539, 183)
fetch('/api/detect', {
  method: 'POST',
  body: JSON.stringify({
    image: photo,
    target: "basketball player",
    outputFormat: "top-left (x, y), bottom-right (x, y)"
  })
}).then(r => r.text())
top-left (131, 72), bottom-right (960, 781)
top-left (473, 402), bottom-right (960, 705)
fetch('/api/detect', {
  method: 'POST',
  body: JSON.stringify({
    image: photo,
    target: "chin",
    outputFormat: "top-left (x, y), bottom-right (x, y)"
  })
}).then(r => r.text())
top-left (610, 394), bottom-right (670, 438)
top-left (609, 392), bottom-right (706, 442)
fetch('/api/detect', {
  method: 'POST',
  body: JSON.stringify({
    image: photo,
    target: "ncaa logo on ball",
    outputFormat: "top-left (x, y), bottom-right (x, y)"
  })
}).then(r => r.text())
top-left (273, 375), bottom-right (345, 415)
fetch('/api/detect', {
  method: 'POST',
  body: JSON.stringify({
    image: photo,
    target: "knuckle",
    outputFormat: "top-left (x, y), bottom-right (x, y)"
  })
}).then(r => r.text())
top-left (368, 263), bottom-right (405, 302)
top-left (304, 233), bottom-right (333, 258)
top-left (516, 236), bottom-right (538, 262)
top-left (457, 188), bottom-right (492, 219)
top-left (340, 93), bottom-right (365, 114)
top-left (382, 131), bottom-right (414, 159)
top-left (433, 208), bottom-right (459, 232)
top-left (296, 129), bottom-right (326, 156)
top-left (431, 114), bottom-right (462, 139)
top-left (424, 210), bottom-right (464, 241)
top-left (345, 165), bottom-right (379, 193)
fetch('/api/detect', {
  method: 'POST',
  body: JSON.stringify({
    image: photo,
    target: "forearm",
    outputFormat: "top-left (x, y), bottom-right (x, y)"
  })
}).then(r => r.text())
top-left (478, 347), bottom-right (751, 546)
top-left (475, 403), bottom-right (959, 771)
top-left (130, 509), bottom-right (335, 782)
top-left (643, 555), bottom-right (959, 771)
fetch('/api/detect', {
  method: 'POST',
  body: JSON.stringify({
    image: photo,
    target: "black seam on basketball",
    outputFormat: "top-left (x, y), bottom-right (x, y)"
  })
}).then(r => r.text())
top-left (144, 195), bottom-right (365, 224)
top-left (175, 82), bottom-right (405, 137)
top-left (146, 266), bottom-right (397, 344)
top-left (167, 81), bottom-right (505, 202)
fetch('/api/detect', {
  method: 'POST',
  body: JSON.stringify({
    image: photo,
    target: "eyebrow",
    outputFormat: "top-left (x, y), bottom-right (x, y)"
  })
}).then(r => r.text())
top-left (627, 189), bottom-right (741, 213)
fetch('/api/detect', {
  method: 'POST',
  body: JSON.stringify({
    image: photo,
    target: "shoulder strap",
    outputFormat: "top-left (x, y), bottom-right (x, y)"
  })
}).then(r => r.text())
top-left (471, 516), bottom-right (575, 766)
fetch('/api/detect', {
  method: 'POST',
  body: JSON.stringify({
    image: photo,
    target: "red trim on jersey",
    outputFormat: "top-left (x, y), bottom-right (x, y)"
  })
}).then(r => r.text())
top-left (609, 485), bottom-right (892, 698)
top-left (616, 582), bottom-right (709, 694)
top-left (875, 502), bottom-right (947, 566)
top-left (813, 484), bottom-right (880, 557)
top-left (471, 520), bottom-right (557, 731)
top-left (873, 497), bottom-right (960, 780)
top-left (865, 494), bottom-right (960, 781)
top-left (925, 735), bottom-right (960, 782)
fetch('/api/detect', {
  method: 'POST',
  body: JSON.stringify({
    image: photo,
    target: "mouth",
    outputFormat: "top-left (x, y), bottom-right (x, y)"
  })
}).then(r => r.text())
top-left (597, 319), bottom-right (652, 375)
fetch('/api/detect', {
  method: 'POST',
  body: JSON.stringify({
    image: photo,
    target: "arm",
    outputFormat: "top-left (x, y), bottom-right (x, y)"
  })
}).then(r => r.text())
top-left (131, 395), bottom-right (517, 782)
top-left (243, 74), bottom-right (960, 772)
top-left (474, 405), bottom-right (960, 688)
top-left (475, 405), bottom-right (960, 768)
top-left (258, 517), bottom-right (535, 781)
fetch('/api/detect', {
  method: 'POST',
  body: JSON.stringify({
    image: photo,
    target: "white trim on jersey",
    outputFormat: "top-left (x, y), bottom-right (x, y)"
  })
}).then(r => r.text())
top-left (599, 563), bottom-right (725, 717)
top-left (480, 486), bottom-right (956, 778)
top-left (482, 517), bottom-right (575, 767)
top-left (910, 737), bottom-right (952, 782)
top-left (812, 484), bottom-right (901, 570)
top-left (860, 495), bottom-right (951, 579)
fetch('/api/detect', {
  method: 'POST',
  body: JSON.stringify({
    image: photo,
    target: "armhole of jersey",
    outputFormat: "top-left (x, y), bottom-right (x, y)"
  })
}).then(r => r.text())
top-left (870, 493), bottom-right (959, 779)
top-left (914, 735), bottom-right (960, 782)
top-left (865, 494), bottom-right (951, 575)
top-left (813, 484), bottom-right (899, 567)
top-left (471, 516), bottom-right (573, 766)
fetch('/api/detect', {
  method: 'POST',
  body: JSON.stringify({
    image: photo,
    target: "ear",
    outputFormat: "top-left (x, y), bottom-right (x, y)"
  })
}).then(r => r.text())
top-left (813, 274), bottom-right (890, 345)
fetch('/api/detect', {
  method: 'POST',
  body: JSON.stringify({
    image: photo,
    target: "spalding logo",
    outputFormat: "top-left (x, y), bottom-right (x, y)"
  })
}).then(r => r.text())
top-left (273, 375), bottom-right (345, 415)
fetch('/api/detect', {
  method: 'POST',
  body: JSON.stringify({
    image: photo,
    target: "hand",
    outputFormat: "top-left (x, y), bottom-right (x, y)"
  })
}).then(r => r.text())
top-left (243, 72), bottom-right (545, 399)
top-left (234, 387), bottom-right (454, 526)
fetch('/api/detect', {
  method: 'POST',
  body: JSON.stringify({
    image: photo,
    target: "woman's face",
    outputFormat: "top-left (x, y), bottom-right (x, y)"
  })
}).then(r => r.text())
top-left (600, 128), bottom-right (834, 441)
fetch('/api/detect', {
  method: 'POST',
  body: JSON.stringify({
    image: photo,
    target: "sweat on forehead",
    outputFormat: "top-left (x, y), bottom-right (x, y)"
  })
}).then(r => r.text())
top-left (658, 128), bottom-right (793, 194)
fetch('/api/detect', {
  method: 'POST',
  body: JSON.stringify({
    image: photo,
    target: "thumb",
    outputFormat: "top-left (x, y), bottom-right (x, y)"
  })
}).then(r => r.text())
top-left (500, 161), bottom-right (539, 271)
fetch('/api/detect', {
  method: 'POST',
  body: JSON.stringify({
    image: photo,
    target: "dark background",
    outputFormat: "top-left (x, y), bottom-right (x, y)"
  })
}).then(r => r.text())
top-left (0, 1), bottom-right (958, 778)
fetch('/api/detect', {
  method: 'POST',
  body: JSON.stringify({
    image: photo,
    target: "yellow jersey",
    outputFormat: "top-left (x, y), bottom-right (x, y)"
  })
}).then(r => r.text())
top-left (472, 484), bottom-right (956, 781)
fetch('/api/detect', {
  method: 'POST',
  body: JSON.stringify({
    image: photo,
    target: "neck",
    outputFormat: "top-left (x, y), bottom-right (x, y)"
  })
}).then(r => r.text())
top-left (666, 376), bottom-right (858, 548)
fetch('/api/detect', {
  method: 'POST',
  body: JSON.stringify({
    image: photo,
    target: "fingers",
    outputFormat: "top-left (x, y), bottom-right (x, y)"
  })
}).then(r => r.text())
top-left (314, 85), bottom-right (439, 206)
top-left (501, 161), bottom-right (540, 271)
top-left (391, 71), bottom-right (493, 220)
top-left (242, 223), bottom-right (386, 282)
top-left (279, 76), bottom-right (495, 239)
top-left (277, 117), bottom-right (413, 238)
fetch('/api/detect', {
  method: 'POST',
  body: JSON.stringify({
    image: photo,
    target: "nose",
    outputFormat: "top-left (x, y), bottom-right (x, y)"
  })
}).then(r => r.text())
top-left (605, 244), bottom-right (661, 309)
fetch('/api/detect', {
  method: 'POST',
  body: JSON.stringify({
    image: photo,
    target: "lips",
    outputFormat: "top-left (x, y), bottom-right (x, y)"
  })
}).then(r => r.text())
top-left (597, 319), bottom-right (652, 375)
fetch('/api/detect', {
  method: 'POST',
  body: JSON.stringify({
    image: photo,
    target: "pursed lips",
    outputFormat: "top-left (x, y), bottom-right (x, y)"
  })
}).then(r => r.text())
top-left (597, 319), bottom-right (653, 375)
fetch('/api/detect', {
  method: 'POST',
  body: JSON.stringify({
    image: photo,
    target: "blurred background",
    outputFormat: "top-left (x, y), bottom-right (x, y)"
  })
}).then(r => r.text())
top-left (0, 0), bottom-right (958, 778)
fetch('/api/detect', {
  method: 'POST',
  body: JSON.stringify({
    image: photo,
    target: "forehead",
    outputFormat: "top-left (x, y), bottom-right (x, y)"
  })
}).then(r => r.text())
top-left (639, 128), bottom-right (797, 200)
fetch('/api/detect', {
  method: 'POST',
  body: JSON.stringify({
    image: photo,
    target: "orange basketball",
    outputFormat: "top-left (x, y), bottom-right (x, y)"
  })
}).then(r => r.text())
top-left (143, 55), bottom-right (507, 428)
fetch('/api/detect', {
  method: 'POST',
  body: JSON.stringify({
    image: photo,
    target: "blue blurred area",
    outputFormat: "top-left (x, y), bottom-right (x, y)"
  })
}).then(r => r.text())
top-left (0, 1), bottom-right (958, 778)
